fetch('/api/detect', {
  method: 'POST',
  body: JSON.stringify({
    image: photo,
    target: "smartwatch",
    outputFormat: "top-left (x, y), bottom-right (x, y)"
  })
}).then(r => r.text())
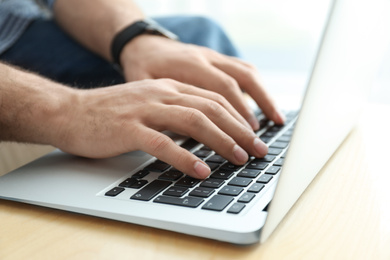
top-left (111, 19), bottom-right (179, 68)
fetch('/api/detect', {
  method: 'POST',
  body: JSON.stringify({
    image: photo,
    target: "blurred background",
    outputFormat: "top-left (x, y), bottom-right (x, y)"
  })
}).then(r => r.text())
top-left (135, 0), bottom-right (390, 105)
top-left (2, 0), bottom-right (389, 176)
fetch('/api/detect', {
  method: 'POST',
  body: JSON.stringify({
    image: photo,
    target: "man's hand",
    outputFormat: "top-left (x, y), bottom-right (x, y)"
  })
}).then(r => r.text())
top-left (53, 0), bottom-right (285, 129)
top-left (120, 35), bottom-right (285, 130)
top-left (55, 79), bottom-right (268, 179)
top-left (1, 64), bottom-right (267, 179)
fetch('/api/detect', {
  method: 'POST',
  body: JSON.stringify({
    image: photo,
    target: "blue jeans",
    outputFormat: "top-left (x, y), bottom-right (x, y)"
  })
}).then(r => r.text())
top-left (0, 16), bottom-right (239, 88)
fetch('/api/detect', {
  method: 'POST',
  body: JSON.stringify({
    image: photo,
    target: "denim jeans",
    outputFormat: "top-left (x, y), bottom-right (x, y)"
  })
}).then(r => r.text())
top-left (0, 16), bottom-right (239, 88)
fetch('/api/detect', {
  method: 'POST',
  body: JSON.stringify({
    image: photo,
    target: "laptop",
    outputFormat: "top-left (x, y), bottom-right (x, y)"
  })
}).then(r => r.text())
top-left (0, 0), bottom-right (388, 245)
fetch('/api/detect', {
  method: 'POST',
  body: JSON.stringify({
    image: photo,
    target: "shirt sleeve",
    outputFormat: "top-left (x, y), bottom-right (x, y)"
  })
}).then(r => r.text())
top-left (40, 0), bottom-right (57, 10)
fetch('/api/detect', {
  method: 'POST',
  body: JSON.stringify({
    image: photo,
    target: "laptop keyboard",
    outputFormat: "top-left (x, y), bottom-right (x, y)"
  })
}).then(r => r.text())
top-left (104, 110), bottom-right (298, 214)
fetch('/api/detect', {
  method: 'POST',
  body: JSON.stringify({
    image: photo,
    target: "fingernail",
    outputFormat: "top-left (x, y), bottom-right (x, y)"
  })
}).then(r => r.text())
top-left (194, 161), bottom-right (210, 178)
top-left (233, 144), bottom-right (248, 164)
top-left (254, 138), bottom-right (268, 157)
top-left (248, 115), bottom-right (260, 131)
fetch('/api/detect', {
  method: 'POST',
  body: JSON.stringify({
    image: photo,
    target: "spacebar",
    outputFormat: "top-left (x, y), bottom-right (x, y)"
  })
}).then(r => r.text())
top-left (131, 180), bottom-right (172, 201)
top-left (154, 196), bottom-right (204, 208)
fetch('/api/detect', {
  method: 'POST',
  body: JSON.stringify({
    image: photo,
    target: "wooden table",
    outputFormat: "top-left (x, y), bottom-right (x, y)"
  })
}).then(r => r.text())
top-left (1, 103), bottom-right (389, 260)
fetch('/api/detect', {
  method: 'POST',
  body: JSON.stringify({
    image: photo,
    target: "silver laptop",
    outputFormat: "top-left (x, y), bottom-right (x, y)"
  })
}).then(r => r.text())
top-left (0, 0), bottom-right (388, 245)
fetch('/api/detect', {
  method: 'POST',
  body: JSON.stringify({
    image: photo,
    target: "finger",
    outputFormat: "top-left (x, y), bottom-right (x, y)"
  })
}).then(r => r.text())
top-left (165, 94), bottom-right (268, 158)
top-left (211, 55), bottom-right (285, 124)
top-left (168, 81), bottom-right (252, 130)
top-left (143, 104), bottom-right (267, 165)
top-left (134, 126), bottom-right (211, 179)
top-left (179, 62), bottom-right (260, 130)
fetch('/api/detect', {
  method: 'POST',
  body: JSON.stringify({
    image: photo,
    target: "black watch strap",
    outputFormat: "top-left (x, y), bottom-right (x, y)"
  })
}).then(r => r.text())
top-left (111, 21), bottom-right (149, 67)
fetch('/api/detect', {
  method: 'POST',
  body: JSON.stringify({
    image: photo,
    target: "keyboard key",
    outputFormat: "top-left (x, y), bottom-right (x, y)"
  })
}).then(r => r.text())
top-left (206, 162), bottom-right (220, 171)
top-left (265, 166), bottom-right (281, 175)
top-left (228, 177), bottom-right (252, 187)
top-left (202, 195), bottom-right (233, 211)
top-left (257, 174), bottom-right (273, 183)
top-left (200, 145), bottom-right (212, 151)
top-left (267, 148), bottom-right (283, 155)
top-left (246, 161), bottom-right (268, 170)
top-left (131, 180), bottom-right (172, 201)
top-left (284, 129), bottom-right (294, 136)
top-left (248, 183), bottom-right (265, 193)
top-left (189, 187), bottom-right (215, 198)
top-left (145, 161), bottom-right (170, 172)
top-left (131, 170), bottom-right (150, 179)
top-left (168, 167), bottom-right (181, 172)
top-left (270, 142), bottom-right (289, 149)
top-left (237, 169), bottom-right (261, 178)
top-left (129, 179), bottom-right (148, 189)
top-left (180, 138), bottom-right (199, 151)
top-left (163, 186), bottom-right (189, 197)
top-left (154, 196), bottom-right (204, 208)
top-left (277, 135), bottom-right (291, 143)
top-left (220, 162), bottom-right (242, 171)
top-left (175, 176), bottom-right (199, 188)
top-left (105, 187), bottom-right (125, 197)
top-left (200, 178), bottom-right (225, 188)
top-left (238, 192), bottom-right (256, 203)
top-left (258, 155), bottom-right (276, 162)
top-left (158, 170), bottom-right (183, 181)
top-left (273, 158), bottom-right (284, 166)
top-left (206, 155), bottom-right (226, 164)
top-left (227, 203), bottom-right (246, 214)
top-left (259, 118), bottom-right (270, 130)
top-left (218, 185), bottom-right (243, 196)
top-left (119, 178), bottom-right (137, 188)
top-left (262, 131), bottom-right (277, 138)
top-left (259, 136), bottom-right (272, 143)
top-left (194, 149), bottom-right (212, 158)
top-left (268, 125), bottom-right (284, 132)
top-left (210, 169), bottom-right (234, 180)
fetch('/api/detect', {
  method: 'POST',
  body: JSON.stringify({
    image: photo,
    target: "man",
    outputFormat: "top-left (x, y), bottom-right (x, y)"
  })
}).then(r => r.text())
top-left (0, 0), bottom-right (285, 179)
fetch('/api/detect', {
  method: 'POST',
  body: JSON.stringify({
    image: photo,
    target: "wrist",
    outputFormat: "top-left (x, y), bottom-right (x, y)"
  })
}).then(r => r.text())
top-left (0, 63), bottom-right (78, 146)
top-left (119, 34), bottom-right (159, 68)
top-left (42, 85), bottom-right (79, 148)
top-left (111, 19), bottom-right (178, 68)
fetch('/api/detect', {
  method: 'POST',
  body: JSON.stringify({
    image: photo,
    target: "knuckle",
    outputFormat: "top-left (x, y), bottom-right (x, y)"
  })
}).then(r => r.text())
top-left (156, 78), bottom-right (179, 90)
top-left (185, 47), bottom-right (208, 64)
top-left (240, 64), bottom-right (258, 85)
top-left (221, 76), bottom-right (239, 91)
top-left (211, 92), bottom-right (229, 106)
top-left (157, 78), bottom-right (176, 85)
top-left (217, 135), bottom-right (235, 151)
top-left (183, 108), bottom-right (205, 128)
top-left (176, 149), bottom-right (194, 167)
top-left (148, 134), bottom-right (172, 154)
top-left (204, 101), bottom-right (224, 117)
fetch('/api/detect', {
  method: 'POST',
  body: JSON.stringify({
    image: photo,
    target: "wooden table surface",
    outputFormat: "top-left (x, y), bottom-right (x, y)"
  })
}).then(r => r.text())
top-left (1, 103), bottom-right (389, 260)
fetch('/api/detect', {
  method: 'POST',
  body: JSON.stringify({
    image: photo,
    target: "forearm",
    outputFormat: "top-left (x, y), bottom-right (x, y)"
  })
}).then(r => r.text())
top-left (52, 0), bottom-right (145, 61)
top-left (0, 63), bottom-right (75, 145)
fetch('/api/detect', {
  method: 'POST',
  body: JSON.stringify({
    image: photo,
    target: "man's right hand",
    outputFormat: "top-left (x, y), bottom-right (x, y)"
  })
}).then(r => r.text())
top-left (53, 79), bottom-right (269, 179)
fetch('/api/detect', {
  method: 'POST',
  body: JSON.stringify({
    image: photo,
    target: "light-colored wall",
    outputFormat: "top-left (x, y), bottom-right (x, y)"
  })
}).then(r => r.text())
top-left (136, 0), bottom-right (390, 104)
